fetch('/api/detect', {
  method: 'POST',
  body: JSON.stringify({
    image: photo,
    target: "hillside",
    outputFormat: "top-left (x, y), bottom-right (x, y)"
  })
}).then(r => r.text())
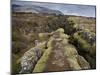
top-left (12, 4), bottom-right (63, 15)
top-left (12, 12), bottom-right (96, 74)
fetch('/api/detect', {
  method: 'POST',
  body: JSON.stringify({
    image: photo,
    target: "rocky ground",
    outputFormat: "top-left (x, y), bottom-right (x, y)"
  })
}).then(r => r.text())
top-left (12, 13), bottom-right (96, 74)
top-left (19, 28), bottom-right (94, 74)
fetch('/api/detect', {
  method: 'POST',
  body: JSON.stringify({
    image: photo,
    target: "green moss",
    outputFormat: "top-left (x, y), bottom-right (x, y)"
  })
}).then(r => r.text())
top-left (33, 47), bottom-right (52, 73)
top-left (64, 45), bottom-right (78, 57)
top-left (62, 38), bottom-right (69, 44)
top-left (60, 33), bottom-right (69, 39)
top-left (89, 43), bottom-right (96, 56)
top-left (23, 48), bottom-right (35, 58)
top-left (63, 43), bottom-right (81, 70)
top-left (36, 42), bottom-right (47, 53)
top-left (77, 55), bottom-right (90, 69)
top-left (38, 33), bottom-right (50, 41)
top-left (47, 37), bottom-right (56, 48)
top-left (73, 33), bottom-right (90, 52)
top-left (56, 28), bottom-right (64, 33)
top-left (12, 54), bottom-right (21, 74)
top-left (67, 57), bottom-right (81, 70)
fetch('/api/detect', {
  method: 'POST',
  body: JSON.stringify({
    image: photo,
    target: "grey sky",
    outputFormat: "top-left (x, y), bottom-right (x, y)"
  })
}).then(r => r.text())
top-left (12, 0), bottom-right (96, 17)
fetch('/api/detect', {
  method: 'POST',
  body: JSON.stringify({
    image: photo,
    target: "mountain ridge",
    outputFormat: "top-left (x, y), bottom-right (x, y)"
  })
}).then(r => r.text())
top-left (12, 4), bottom-right (63, 15)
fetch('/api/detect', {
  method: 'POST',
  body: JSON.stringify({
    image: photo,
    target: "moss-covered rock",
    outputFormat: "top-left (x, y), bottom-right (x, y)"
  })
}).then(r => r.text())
top-left (73, 31), bottom-right (95, 53)
top-left (47, 37), bottom-right (56, 48)
top-left (38, 33), bottom-right (51, 41)
top-left (36, 41), bottom-right (47, 52)
top-left (33, 28), bottom-right (90, 72)
top-left (55, 28), bottom-right (64, 33)
top-left (67, 57), bottom-right (81, 70)
top-left (77, 55), bottom-right (90, 69)
top-left (20, 47), bottom-right (43, 73)
top-left (64, 45), bottom-right (78, 57)
top-left (89, 43), bottom-right (96, 56)
top-left (69, 29), bottom-right (96, 69)
top-left (18, 28), bottom-right (93, 73)
top-left (33, 47), bottom-right (52, 72)
top-left (63, 44), bottom-right (90, 70)
top-left (78, 30), bottom-right (95, 55)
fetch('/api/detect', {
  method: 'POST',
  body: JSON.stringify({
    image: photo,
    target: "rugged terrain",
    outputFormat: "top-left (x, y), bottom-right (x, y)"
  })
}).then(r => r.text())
top-left (12, 12), bottom-right (96, 74)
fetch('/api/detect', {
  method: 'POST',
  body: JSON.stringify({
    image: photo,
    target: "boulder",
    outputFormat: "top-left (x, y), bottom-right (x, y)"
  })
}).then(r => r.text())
top-left (70, 29), bottom-right (96, 69)
top-left (20, 47), bottom-right (43, 73)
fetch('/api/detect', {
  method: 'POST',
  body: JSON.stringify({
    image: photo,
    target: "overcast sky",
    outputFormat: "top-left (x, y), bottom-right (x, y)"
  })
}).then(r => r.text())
top-left (12, 0), bottom-right (96, 17)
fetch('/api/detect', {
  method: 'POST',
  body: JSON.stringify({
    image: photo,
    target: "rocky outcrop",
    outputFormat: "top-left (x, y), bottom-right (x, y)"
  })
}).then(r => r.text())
top-left (19, 41), bottom-right (47, 73)
top-left (20, 47), bottom-right (42, 73)
top-left (20, 28), bottom-right (95, 73)
top-left (69, 29), bottom-right (96, 69)
top-left (19, 28), bottom-right (91, 74)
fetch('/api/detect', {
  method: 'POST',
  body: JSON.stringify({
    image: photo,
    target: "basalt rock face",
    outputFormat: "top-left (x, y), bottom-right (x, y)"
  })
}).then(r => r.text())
top-left (19, 28), bottom-right (91, 74)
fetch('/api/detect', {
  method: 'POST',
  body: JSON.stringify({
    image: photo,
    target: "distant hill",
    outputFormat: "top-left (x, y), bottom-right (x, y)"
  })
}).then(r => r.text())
top-left (12, 4), bottom-right (63, 15)
top-left (12, 4), bottom-right (21, 7)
